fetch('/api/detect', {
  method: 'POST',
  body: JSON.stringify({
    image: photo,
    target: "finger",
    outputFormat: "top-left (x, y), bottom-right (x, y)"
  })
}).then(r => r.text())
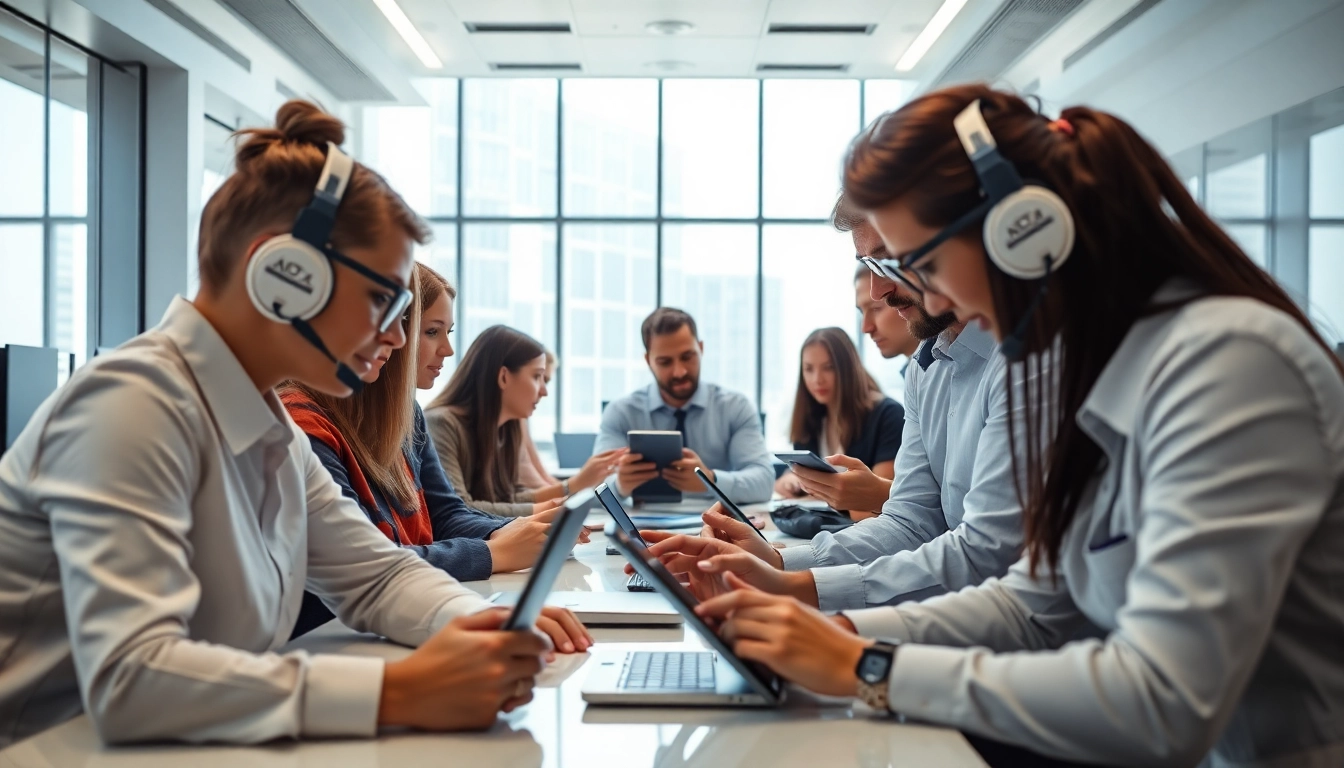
top-left (534, 615), bottom-right (575, 653)
top-left (543, 606), bottom-right (593, 649)
top-left (503, 627), bottom-right (551, 657)
top-left (658, 551), bottom-right (712, 575)
top-left (643, 534), bottom-right (696, 556)
top-left (723, 570), bottom-right (765, 593)
top-left (620, 453), bottom-right (644, 465)
top-left (730, 638), bottom-right (782, 671)
top-left (452, 606), bottom-right (510, 631)
top-left (576, 529), bottom-right (592, 544)
top-left (502, 691), bottom-right (534, 713)
top-left (637, 529), bottom-right (680, 543)
top-left (694, 588), bottom-right (777, 619)
top-left (703, 508), bottom-right (756, 538)
top-left (826, 454), bottom-right (864, 470)
top-left (695, 552), bottom-right (761, 578)
top-left (532, 505), bottom-right (562, 523)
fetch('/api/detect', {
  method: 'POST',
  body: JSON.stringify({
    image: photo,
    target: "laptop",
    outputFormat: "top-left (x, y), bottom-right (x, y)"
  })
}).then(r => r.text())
top-left (594, 482), bottom-right (662, 593)
top-left (554, 432), bottom-right (597, 469)
top-left (581, 525), bottom-right (785, 707)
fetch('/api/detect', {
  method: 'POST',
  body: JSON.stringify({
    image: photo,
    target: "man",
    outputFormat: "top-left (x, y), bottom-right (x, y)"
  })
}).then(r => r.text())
top-left (649, 196), bottom-right (1040, 612)
top-left (596, 307), bottom-right (773, 504)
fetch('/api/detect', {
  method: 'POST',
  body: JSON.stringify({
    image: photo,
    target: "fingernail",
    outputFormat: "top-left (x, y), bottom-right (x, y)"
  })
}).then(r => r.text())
top-left (697, 560), bottom-right (713, 570)
top-left (563, 642), bottom-right (574, 652)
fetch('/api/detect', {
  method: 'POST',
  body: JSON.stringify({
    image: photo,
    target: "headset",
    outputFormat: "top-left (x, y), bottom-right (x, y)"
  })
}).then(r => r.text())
top-left (244, 141), bottom-right (411, 393)
top-left (952, 99), bottom-right (1075, 359)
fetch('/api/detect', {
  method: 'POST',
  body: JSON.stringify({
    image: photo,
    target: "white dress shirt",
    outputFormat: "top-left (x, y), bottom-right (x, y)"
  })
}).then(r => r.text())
top-left (780, 324), bottom-right (1029, 610)
top-left (0, 297), bottom-right (489, 747)
top-left (844, 286), bottom-right (1344, 767)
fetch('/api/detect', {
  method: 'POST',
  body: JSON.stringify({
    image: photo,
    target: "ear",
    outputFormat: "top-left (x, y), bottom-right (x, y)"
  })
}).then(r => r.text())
top-left (697, 340), bottom-right (704, 355)
top-left (644, 352), bottom-right (651, 369)
top-left (498, 366), bottom-right (509, 390)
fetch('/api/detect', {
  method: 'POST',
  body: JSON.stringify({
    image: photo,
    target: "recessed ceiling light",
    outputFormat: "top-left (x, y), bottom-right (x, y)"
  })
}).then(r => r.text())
top-left (645, 20), bottom-right (695, 36)
top-left (372, 0), bottom-right (442, 68)
top-left (645, 60), bottom-right (695, 72)
top-left (895, 0), bottom-right (970, 72)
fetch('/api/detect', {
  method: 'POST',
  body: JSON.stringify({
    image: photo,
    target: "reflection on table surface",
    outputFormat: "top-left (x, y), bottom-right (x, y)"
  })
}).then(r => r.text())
top-left (0, 504), bottom-right (987, 768)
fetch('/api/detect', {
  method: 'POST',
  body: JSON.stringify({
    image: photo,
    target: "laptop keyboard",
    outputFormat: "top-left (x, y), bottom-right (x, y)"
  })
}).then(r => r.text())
top-left (626, 571), bottom-right (654, 592)
top-left (620, 651), bottom-right (717, 691)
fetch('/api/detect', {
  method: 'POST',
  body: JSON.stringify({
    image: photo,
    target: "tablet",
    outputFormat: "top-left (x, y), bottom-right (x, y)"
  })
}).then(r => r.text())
top-left (628, 430), bottom-right (684, 502)
top-left (502, 491), bottom-right (592, 631)
top-left (694, 467), bottom-right (768, 541)
top-left (774, 450), bottom-right (841, 474)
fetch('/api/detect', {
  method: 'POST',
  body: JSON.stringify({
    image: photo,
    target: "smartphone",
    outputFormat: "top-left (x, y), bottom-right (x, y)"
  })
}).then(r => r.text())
top-left (774, 450), bottom-right (841, 474)
top-left (694, 467), bottom-right (768, 541)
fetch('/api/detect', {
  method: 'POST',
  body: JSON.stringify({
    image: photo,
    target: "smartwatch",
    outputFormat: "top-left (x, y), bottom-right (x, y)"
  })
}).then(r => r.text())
top-left (855, 639), bottom-right (900, 712)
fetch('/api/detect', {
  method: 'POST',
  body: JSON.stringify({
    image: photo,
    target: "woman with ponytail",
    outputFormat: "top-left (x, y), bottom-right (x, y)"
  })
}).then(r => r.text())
top-left (0, 100), bottom-right (584, 747)
top-left (694, 84), bottom-right (1344, 766)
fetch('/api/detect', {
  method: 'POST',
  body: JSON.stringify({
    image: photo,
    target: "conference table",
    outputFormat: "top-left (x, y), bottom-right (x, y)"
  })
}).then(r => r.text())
top-left (0, 502), bottom-right (988, 768)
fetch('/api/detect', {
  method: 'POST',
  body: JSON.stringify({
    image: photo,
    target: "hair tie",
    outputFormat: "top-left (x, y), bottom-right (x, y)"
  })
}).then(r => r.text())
top-left (1050, 118), bottom-right (1075, 136)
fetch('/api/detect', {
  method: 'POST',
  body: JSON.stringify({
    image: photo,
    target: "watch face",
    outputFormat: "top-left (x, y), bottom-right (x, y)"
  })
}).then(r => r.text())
top-left (859, 651), bottom-right (888, 684)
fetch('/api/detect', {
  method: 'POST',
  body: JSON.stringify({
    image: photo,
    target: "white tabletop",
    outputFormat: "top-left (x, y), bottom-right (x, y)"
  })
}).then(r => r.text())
top-left (0, 505), bottom-right (986, 768)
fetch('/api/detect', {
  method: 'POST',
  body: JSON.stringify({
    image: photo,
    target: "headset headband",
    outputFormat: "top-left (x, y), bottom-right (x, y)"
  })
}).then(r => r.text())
top-left (292, 141), bottom-right (353, 249)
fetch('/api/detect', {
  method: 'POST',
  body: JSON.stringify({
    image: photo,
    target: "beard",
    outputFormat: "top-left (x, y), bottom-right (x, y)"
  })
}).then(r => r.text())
top-left (658, 373), bottom-right (698, 402)
top-left (886, 291), bottom-right (957, 340)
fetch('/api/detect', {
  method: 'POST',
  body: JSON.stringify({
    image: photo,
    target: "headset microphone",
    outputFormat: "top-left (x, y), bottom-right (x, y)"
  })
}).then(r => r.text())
top-left (290, 314), bottom-right (366, 393)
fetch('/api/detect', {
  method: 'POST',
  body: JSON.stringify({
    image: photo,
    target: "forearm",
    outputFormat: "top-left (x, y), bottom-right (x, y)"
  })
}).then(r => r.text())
top-left (405, 539), bottom-right (495, 582)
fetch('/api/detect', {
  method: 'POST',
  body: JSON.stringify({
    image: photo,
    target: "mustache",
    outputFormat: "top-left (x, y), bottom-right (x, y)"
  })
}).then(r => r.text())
top-left (885, 293), bottom-right (917, 310)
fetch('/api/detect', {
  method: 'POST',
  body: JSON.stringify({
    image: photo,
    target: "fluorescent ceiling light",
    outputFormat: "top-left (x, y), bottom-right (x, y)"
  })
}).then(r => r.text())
top-left (895, 0), bottom-right (970, 72)
top-left (372, 0), bottom-right (443, 69)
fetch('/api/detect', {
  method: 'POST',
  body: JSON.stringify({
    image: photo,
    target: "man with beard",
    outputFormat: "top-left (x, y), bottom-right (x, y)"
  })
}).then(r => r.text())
top-left (644, 194), bottom-right (1039, 611)
top-left (595, 307), bottom-right (774, 503)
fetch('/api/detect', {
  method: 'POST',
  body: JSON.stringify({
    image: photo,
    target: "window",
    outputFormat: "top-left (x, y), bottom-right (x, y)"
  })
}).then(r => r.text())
top-left (661, 224), bottom-right (758, 406)
top-left (863, 79), bottom-right (918, 128)
top-left (461, 223), bottom-right (557, 437)
top-left (760, 224), bottom-right (861, 449)
top-left (661, 80), bottom-right (759, 219)
top-left (463, 80), bottom-right (556, 217)
top-left (1309, 227), bottom-right (1344, 345)
top-left (361, 80), bottom-right (457, 218)
top-left (762, 80), bottom-right (861, 219)
top-left (562, 80), bottom-right (657, 217)
top-left (561, 225), bottom-right (656, 432)
top-left (1310, 122), bottom-right (1344, 219)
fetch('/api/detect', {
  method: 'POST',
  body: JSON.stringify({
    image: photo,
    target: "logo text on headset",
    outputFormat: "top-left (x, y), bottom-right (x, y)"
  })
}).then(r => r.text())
top-left (1005, 208), bottom-right (1055, 250)
top-left (265, 258), bottom-right (316, 294)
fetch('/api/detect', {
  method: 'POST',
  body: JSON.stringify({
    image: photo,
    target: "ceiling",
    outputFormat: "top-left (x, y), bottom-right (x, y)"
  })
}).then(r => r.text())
top-left (252, 0), bottom-right (1071, 104)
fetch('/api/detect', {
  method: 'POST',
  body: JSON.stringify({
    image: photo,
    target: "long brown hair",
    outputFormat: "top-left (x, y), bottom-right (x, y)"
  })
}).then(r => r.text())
top-left (428, 325), bottom-right (545, 503)
top-left (844, 83), bottom-right (1344, 576)
top-left (198, 99), bottom-right (428, 293)
top-left (281, 284), bottom-right (423, 511)
top-left (789, 327), bottom-right (881, 449)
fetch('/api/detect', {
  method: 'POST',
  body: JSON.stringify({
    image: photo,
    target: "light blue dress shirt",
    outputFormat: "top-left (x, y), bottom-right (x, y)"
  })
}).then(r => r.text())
top-left (594, 381), bottom-right (774, 503)
top-left (780, 323), bottom-right (1031, 611)
top-left (842, 285), bottom-right (1344, 766)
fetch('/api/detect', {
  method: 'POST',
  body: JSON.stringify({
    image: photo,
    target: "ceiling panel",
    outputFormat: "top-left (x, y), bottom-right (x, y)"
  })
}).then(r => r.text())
top-left (579, 36), bottom-right (760, 77)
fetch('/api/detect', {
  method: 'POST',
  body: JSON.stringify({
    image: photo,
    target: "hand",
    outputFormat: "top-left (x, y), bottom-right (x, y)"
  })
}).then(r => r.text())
top-left (614, 452), bottom-right (659, 497)
top-left (489, 505), bottom-right (589, 573)
top-left (531, 497), bottom-right (564, 517)
top-left (639, 534), bottom-right (815, 603)
top-left (792, 455), bottom-right (891, 513)
top-left (698, 504), bottom-right (780, 566)
top-left (535, 605), bottom-right (594, 655)
top-left (378, 607), bottom-right (547, 730)
top-left (569, 448), bottom-right (628, 491)
top-left (695, 574), bottom-right (872, 698)
top-left (662, 448), bottom-right (712, 493)
top-left (774, 472), bottom-right (805, 498)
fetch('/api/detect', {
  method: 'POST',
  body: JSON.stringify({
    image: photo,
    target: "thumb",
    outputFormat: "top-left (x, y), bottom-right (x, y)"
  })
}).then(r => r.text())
top-left (825, 454), bottom-right (863, 471)
top-left (704, 508), bottom-right (752, 537)
top-left (452, 606), bottom-right (510, 631)
top-left (697, 552), bottom-right (754, 577)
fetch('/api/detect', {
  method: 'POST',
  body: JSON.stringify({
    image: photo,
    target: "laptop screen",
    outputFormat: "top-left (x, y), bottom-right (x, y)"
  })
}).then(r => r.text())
top-left (608, 527), bottom-right (784, 701)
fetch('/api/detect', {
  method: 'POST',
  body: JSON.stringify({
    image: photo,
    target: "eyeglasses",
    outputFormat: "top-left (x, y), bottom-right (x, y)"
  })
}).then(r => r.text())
top-left (857, 197), bottom-right (995, 297)
top-left (323, 248), bottom-right (413, 333)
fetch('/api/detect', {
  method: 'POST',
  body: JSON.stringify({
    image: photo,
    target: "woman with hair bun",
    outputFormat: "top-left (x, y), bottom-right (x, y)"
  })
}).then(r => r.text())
top-left (0, 100), bottom-right (585, 747)
top-left (693, 84), bottom-right (1344, 766)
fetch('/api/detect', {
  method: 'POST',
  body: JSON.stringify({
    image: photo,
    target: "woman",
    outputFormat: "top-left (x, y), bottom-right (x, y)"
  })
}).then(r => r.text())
top-left (517, 351), bottom-right (561, 491)
top-left (425, 326), bottom-right (624, 517)
top-left (282, 262), bottom-right (591, 637)
top-left (0, 100), bottom-right (585, 747)
top-left (415, 261), bottom-right (455, 390)
top-left (690, 84), bottom-right (1344, 766)
top-left (774, 327), bottom-right (904, 518)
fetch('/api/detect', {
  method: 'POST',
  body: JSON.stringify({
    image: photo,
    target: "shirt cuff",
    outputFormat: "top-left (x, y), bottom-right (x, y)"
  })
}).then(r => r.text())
top-left (840, 605), bottom-right (914, 640)
top-left (778, 544), bottom-right (819, 571)
top-left (885, 643), bottom-right (972, 722)
top-left (302, 653), bottom-right (384, 738)
top-left (812, 563), bottom-right (866, 612)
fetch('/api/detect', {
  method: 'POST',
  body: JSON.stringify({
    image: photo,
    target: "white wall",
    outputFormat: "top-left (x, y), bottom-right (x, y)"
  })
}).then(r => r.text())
top-left (1002, 0), bottom-right (1344, 155)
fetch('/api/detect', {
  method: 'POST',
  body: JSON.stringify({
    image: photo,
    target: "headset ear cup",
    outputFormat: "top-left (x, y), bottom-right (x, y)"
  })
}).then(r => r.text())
top-left (245, 235), bottom-right (335, 323)
top-left (982, 185), bottom-right (1075, 280)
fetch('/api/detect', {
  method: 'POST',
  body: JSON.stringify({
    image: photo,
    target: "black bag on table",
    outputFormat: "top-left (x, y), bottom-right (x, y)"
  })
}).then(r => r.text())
top-left (769, 504), bottom-right (854, 539)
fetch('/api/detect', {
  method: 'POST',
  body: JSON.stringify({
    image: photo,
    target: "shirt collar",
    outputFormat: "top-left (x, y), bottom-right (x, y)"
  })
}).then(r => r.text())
top-left (158, 297), bottom-right (291, 455)
top-left (1078, 278), bottom-right (1205, 440)
top-left (932, 322), bottom-right (997, 364)
top-left (643, 380), bottom-right (709, 414)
